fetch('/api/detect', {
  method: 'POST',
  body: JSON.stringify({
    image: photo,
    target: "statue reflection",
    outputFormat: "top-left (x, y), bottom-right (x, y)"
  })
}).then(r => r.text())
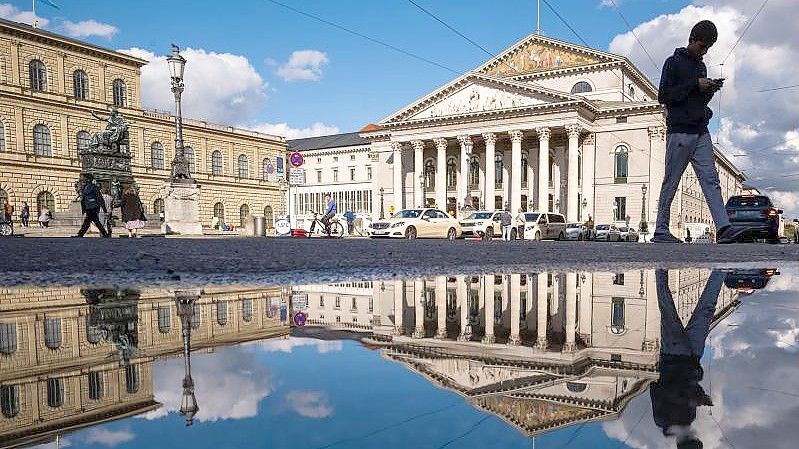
top-left (81, 288), bottom-right (140, 366)
top-left (651, 270), bottom-right (724, 449)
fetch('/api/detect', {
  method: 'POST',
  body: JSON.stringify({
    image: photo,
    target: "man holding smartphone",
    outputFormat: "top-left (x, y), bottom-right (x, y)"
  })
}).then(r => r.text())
top-left (653, 20), bottom-right (744, 244)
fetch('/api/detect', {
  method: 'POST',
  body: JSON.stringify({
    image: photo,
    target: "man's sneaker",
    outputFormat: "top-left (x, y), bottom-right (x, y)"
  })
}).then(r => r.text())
top-left (652, 232), bottom-right (683, 243)
top-left (716, 225), bottom-right (747, 244)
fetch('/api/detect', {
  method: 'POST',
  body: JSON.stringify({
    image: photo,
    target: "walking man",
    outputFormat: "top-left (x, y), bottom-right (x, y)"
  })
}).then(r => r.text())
top-left (654, 20), bottom-right (744, 244)
top-left (75, 173), bottom-right (110, 238)
top-left (501, 209), bottom-right (513, 241)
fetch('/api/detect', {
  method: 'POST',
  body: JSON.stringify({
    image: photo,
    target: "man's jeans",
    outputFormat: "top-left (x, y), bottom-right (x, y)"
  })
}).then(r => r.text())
top-left (655, 133), bottom-right (730, 235)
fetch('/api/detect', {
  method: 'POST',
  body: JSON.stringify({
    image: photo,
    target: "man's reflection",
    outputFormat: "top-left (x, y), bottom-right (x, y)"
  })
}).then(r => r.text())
top-left (651, 269), bottom-right (724, 449)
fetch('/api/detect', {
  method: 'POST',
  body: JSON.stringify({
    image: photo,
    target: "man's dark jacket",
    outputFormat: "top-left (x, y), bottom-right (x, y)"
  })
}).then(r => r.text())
top-left (81, 183), bottom-right (107, 214)
top-left (658, 48), bottom-right (716, 135)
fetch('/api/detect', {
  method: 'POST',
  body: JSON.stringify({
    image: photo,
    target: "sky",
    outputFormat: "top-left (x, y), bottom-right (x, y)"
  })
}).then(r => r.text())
top-left (2, 0), bottom-right (798, 212)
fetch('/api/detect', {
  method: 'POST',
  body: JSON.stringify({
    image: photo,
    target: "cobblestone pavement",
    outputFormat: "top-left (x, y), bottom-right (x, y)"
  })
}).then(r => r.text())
top-left (1, 237), bottom-right (796, 287)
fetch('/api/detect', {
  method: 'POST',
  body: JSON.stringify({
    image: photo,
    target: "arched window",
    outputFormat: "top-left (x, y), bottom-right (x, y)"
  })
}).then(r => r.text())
top-left (446, 157), bottom-right (457, 189)
top-left (263, 206), bottom-right (274, 228)
top-left (125, 365), bottom-right (139, 394)
top-left (44, 318), bottom-right (62, 349)
top-left (242, 299), bottom-right (253, 322)
top-left (614, 145), bottom-right (629, 183)
top-left (1, 385), bottom-right (19, 418)
top-left (76, 130), bottom-right (91, 152)
top-left (112, 79), bottom-right (127, 107)
top-left (239, 204), bottom-right (249, 227)
top-left (151, 142), bottom-right (164, 169)
top-left (468, 155), bottom-right (480, 187)
top-left (0, 323), bottom-right (17, 354)
top-left (566, 382), bottom-right (588, 393)
top-left (216, 302), bottom-right (228, 326)
top-left (211, 150), bottom-right (223, 176)
top-left (157, 306), bottom-right (171, 333)
top-left (238, 154), bottom-right (249, 178)
top-left (37, 191), bottom-right (55, 215)
top-left (86, 316), bottom-right (103, 344)
top-left (73, 70), bottom-right (89, 100)
top-left (571, 81), bottom-right (593, 94)
top-left (0, 121), bottom-right (6, 151)
top-left (424, 160), bottom-right (435, 189)
top-left (46, 378), bottom-right (63, 408)
top-left (33, 124), bottom-right (51, 156)
top-left (153, 198), bottom-right (164, 217)
top-left (495, 154), bottom-right (503, 185)
top-left (213, 202), bottom-right (225, 221)
top-left (262, 158), bottom-right (272, 180)
top-left (184, 146), bottom-right (195, 173)
top-left (521, 153), bottom-right (529, 186)
top-left (28, 59), bottom-right (47, 91)
top-left (88, 372), bottom-right (104, 400)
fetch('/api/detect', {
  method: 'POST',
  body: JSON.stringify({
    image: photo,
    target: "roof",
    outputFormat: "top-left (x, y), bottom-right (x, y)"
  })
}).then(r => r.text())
top-left (0, 17), bottom-right (148, 67)
top-left (287, 132), bottom-right (370, 152)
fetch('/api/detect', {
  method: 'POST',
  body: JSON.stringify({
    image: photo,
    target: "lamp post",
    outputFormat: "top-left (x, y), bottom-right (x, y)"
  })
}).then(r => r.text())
top-left (167, 44), bottom-right (191, 182)
top-left (640, 184), bottom-right (649, 241)
top-left (379, 187), bottom-right (385, 219)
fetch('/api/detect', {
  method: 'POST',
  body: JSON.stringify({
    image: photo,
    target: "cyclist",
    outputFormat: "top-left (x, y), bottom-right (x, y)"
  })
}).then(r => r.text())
top-left (321, 193), bottom-right (337, 232)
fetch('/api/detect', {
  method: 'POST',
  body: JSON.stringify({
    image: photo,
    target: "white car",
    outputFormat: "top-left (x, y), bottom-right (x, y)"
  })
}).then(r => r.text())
top-left (522, 212), bottom-right (567, 241)
top-left (368, 208), bottom-right (462, 240)
top-left (595, 224), bottom-right (622, 242)
top-left (459, 210), bottom-right (502, 240)
top-left (618, 226), bottom-right (639, 242)
top-left (563, 223), bottom-right (588, 241)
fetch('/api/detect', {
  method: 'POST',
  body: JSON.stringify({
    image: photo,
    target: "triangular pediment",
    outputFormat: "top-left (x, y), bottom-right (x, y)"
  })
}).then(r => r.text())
top-left (477, 33), bottom-right (622, 78)
top-left (381, 73), bottom-right (577, 124)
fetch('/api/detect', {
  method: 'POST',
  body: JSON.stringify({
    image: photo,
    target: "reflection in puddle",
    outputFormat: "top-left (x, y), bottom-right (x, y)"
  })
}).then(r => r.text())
top-left (0, 268), bottom-right (791, 449)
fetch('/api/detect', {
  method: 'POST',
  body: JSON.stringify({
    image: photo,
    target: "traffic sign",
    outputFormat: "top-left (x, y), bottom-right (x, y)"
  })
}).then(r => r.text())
top-left (291, 293), bottom-right (308, 310)
top-left (290, 152), bottom-right (304, 167)
top-left (293, 311), bottom-right (307, 326)
top-left (275, 215), bottom-right (291, 236)
top-left (289, 168), bottom-right (306, 186)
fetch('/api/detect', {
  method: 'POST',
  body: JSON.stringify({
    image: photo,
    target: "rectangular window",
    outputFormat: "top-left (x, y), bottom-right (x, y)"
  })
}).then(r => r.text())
top-left (333, 169), bottom-right (338, 182)
top-left (335, 296), bottom-right (341, 309)
top-left (613, 273), bottom-right (625, 285)
top-left (367, 166), bottom-right (372, 180)
top-left (614, 197), bottom-right (626, 221)
top-left (317, 170), bottom-right (322, 183)
top-left (611, 297), bottom-right (625, 328)
top-left (350, 167), bottom-right (356, 181)
top-left (157, 306), bottom-right (171, 333)
top-left (351, 154), bottom-right (356, 160)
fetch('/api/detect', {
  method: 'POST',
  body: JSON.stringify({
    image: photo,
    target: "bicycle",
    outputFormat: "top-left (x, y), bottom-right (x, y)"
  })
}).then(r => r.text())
top-left (307, 211), bottom-right (344, 238)
top-left (0, 218), bottom-right (14, 237)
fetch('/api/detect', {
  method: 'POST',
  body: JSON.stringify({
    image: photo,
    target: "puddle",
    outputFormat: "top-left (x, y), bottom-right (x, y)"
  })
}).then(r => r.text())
top-left (0, 267), bottom-right (795, 448)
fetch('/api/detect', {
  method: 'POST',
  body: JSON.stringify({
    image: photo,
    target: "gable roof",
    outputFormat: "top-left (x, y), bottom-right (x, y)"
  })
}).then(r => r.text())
top-left (287, 132), bottom-right (370, 152)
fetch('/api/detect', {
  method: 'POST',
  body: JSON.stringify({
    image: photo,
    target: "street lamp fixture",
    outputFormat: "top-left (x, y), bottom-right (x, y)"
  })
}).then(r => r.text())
top-left (174, 290), bottom-right (200, 426)
top-left (640, 183), bottom-right (649, 237)
top-left (379, 187), bottom-right (385, 219)
top-left (167, 44), bottom-right (191, 182)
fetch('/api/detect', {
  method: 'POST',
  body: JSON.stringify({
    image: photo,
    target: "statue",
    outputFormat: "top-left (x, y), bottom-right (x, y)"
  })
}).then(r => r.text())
top-left (88, 107), bottom-right (129, 155)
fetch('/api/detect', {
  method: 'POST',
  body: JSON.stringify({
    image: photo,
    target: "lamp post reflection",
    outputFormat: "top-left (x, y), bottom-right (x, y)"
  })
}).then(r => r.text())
top-left (175, 289), bottom-right (200, 426)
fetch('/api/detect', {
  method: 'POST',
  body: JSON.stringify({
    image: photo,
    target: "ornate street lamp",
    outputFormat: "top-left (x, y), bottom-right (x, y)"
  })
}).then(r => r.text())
top-left (640, 184), bottom-right (649, 239)
top-left (379, 187), bottom-right (385, 219)
top-left (167, 44), bottom-right (191, 182)
top-left (175, 290), bottom-right (200, 426)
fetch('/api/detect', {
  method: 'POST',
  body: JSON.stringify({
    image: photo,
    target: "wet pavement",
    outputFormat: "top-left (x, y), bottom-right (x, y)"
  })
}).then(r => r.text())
top-left (1, 265), bottom-right (796, 448)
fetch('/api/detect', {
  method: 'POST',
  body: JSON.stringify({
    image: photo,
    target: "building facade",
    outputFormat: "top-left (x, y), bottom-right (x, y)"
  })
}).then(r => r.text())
top-left (0, 18), bottom-right (285, 229)
top-left (361, 34), bottom-right (745, 237)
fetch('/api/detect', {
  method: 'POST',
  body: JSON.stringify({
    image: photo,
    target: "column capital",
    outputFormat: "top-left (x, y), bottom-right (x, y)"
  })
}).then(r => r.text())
top-left (536, 127), bottom-right (551, 140)
top-left (565, 124), bottom-right (582, 139)
top-left (390, 141), bottom-right (403, 152)
top-left (481, 132), bottom-right (497, 145)
top-left (432, 137), bottom-right (448, 150)
top-left (457, 135), bottom-right (473, 154)
top-left (508, 130), bottom-right (524, 143)
top-left (411, 140), bottom-right (425, 151)
top-left (582, 133), bottom-right (596, 146)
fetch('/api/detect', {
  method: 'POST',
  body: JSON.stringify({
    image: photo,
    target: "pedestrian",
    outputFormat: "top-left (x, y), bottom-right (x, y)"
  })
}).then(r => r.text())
top-left (20, 202), bottom-right (30, 227)
top-left (515, 208), bottom-right (526, 240)
top-left (584, 215), bottom-right (595, 240)
top-left (120, 186), bottom-right (147, 238)
top-left (38, 206), bottom-right (51, 228)
top-left (653, 20), bottom-right (744, 244)
top-left (685, 228), bottom-right (692, 243)
top-left (75, 173), bottom-right (109, 237)
top-left (794, 221), bottom-right (799, 244)
top-left (2, 199), bottom-right (12, 223)
top-left (344, 210), bottom-right (355, 235)
top-left (100, 186), bottom-right (114, 237)
top-left (211, 215), bottom-right (220, 230)
top-left (501, 209), bottom-right (513, 241)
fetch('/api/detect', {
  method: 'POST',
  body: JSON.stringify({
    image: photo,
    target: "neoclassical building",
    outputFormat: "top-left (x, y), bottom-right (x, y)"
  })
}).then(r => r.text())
top-left (363, 33), bottom-right (745, 234)
top-left (0, 18), bottom-right (285, 228)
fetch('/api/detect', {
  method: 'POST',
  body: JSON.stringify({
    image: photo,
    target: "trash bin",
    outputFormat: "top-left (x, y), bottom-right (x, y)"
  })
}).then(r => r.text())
top-left (253, 216), bottom-right (266, 237)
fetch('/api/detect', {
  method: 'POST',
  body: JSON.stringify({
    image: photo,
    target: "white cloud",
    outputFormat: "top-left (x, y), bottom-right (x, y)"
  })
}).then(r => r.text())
top-left (599, 0), bottom-right (619, 6)
top-left (0, 3), bottom-right (49, 27)
top-left (285, 390), bottom-right (334, 418)
top-left (82, 428), bottom-right (135, 447)
top-left (61, 20), bottom-right (118, 39)
top-left (119, 47), bottom-right (268, 126)
top-left (248, 122), bottom-right (340, 140)
top-left (256, 337), bottom-right (343, 353)
top-left (608, 1), bottom-right (799, 216)
top-left (276, 50), bottom-right (329, 81)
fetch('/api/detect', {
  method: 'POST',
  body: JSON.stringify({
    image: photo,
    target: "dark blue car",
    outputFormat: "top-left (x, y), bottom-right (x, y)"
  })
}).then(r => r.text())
top-left (725, 195), bottom-right (782, 243)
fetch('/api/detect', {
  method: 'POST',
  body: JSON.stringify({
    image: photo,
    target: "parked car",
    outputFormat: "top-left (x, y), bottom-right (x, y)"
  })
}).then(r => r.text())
top-left (693, 234), bottom-right (714, 244)
top-left (522, 212), bottom-right (567, 241)
top-left (618, 226), bottom-right (639, 242)
top-left (724, 268), bottom-right (779, 292)
top-left (459, 210), bottom-right (502, 240)
top-left (725, 194), bottom-right (782, 243)
top-left (595, 224), bottom-right (622, 242)
top-left (368, 208), bottom-right (462, 240)
top-left (564, 223), bottom-right (588, 241)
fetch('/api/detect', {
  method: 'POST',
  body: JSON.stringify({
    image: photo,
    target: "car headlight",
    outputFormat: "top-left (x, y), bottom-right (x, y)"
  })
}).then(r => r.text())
top-left (391, 222), bottom-right (405, 228)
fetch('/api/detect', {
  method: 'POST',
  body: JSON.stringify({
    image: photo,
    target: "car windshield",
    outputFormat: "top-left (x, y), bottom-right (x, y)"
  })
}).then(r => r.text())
top-left (619, 227), bottom-right (629, 232)
top-left (393, 209), bottom-right (422, 219)
top-left (468, 212), bottom-right (493, 220)
top-left (567, 223), bottom-right (580, 228)
top-left (524, 213), bottom-right (540, 222)
top-left (727, 196), bottom-right (772, 208)
top-left (596, 225), bottom-right (610, 230)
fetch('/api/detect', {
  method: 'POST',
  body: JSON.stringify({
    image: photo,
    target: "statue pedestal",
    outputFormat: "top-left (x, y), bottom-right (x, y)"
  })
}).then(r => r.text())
top-left (161, 181), bottom-right (203, 235)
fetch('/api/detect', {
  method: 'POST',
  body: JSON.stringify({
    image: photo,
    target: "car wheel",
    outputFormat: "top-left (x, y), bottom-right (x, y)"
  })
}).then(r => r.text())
top-left (447, 228), bottom-right (457, 240)
top-left (405, 226), bottom-right (417, 239)
top-left (534, 231), bottom-right (541, 241)
top-left (485, 227), bottom-right (494, 241)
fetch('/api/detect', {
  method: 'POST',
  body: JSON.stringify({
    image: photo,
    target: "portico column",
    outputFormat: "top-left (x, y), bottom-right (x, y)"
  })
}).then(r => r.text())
top-left (393, 280), bottom-right (404, 335)
top-left (535, 273), bottom-right (548, 350)
top-left (537, 128), bottom-right (551, 212)
top-left (391, 142), bottom-right (404, 211)
top-left (413, 280), bottom-right (425, 338)
top-left (527, 147), bottom-right (536, 210)
top-left (482, 133), bottom-right (496, 210)
top-left (482, 275), bottom-right (494, 344)
top-left (457, 135), bottom-right (472, 216)
top-left (412, 140), bottom-right (425, 208)
top-left (564, 273), bottom-right (577, 352)
top-left (509, 130), bottom-right (524, 214)
top-left (435, 276), bottom-right (447, 339)
top-left (457, 276), bottom-right (469, 341)
top-left (566, 124), bottom-right (582, 222)
top-left (509, 274), bottom-right (521, 345)
top-left (433, 138), bottom-right (447, 209)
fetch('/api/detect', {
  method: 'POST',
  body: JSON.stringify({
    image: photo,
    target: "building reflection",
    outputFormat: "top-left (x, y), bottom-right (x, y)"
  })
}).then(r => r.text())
top-left (0, 286), bottom-right (288, 448)
top-left (293, 269), bottom-right (746, 437)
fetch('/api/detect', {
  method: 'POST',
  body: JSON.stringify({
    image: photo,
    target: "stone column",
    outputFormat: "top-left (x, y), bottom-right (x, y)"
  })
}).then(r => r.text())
top-left (457, 135), bottom-right (472, 216)
top-left (564, 273), bottom-right (577, 352)
top-left (509, 130), bottom-right (524, 214)
top-left (482, 275), bottom-right (494, 344)
top-left (537, 128), bottom-right (551, 212)
top-left (457, 276), bottom-right (469, 341)
top-left (527, 147), bottom-right (536, 210)
top-left (579, 273), bottom-right (593, 346)
top-left (643, 270), bottom-right (660, 351)
top-left (434, 138), bottom-right (447, 209)
top-left (435, 276), bottom-right (447, 339)
top-left (509, 274), bottom-right (521, 345)
top-left (535, 273), bottom-right (548, 350)
top-left (566, 124), bottom-right (582, 222)
top-left (582, 134), bottom-right (596, 221)
top-left (483, 133), bottom-right (496, 210)
top-left (391, 142), bottom-right (404, 211)
top-left (412, 140), bottom-right (425, 208)
top-left (393, 280), bottom-right (404, 335)
top-left (413, 280), bottom-right (425, 338)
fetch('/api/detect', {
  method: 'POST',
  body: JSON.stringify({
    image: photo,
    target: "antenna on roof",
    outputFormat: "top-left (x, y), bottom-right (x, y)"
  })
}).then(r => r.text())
top-left (535, 0), bottom-right (541, 35)
top-left (31, 0), bottom-right (37, 28)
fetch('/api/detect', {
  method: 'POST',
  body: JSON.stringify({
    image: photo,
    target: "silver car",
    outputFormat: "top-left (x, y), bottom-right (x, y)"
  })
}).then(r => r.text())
top-left (564, 223), bottom-right (588, 241)
top-left (618, 226), bottom-right (640, 242)
top-left (595, 224), bottom-right (622, 242)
